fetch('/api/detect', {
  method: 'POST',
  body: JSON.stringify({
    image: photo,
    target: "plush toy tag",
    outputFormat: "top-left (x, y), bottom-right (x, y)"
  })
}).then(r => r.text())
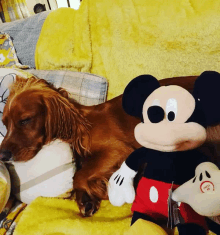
top-left (167, 184), bottom-right (184, 228)
top-left (167, 187), bottom-right (173, 228)
top-left (173, 201), bottom-right (185, 226)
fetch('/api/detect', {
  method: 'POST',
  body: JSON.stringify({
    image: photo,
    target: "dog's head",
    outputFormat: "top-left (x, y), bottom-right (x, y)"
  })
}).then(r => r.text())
top-left (0, 76), bottom-right (89, 162)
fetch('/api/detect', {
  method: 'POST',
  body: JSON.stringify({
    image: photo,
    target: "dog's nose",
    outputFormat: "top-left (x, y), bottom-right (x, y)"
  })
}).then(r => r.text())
top-left (0, 150), bottom-right (12, 161)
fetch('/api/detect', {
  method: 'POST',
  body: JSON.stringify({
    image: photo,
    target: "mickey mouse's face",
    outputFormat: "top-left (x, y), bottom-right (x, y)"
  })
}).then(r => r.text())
top-left (134, 85), bottom-right (207, 152)
top-left (123, 72), bottom-right (220, 152)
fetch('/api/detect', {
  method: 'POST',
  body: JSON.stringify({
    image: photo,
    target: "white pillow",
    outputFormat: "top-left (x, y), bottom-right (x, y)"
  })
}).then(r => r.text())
top-left (6, 139), bottom-right (76, 204)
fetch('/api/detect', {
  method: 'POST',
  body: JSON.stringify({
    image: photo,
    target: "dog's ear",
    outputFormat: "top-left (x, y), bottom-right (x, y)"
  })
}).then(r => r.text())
top-left (122, 75), bottom-right (160, 118)
top-left (57, 87), bottom-right (69, 99)
top-left (193, 71), bottom-right (220, 126)
top-left (43, 92), bottom-right (90, 157)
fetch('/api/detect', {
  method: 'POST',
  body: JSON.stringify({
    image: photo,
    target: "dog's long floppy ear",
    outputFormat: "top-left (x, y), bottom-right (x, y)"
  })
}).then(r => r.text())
top-left (56, 87), bottom-right (69, 99)
top-left (193, 71), bottom-right (220, 126)
top-left (43, 92), bottom-right (90, 157)
top-left (122, 75), bottom-right (160, 118)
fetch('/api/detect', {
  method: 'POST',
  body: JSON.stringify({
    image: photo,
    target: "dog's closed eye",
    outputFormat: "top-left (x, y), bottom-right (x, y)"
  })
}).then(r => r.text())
top-left (19, 118), bottom-right (32, 126)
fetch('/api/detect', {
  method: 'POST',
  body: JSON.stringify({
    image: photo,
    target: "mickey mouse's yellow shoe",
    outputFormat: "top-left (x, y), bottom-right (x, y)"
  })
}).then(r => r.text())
top-left (124, 219), bottom-right (168, 235)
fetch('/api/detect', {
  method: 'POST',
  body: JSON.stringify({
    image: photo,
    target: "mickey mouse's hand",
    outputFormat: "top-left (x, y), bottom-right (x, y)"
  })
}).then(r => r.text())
top-left (108, 162), bottom-right (137, 206)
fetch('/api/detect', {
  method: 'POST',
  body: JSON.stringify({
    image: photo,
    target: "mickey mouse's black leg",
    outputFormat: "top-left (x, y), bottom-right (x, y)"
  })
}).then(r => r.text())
top-left (177, 223), bottom-right (206, 235)
top-left (206, 217), bottom-right (220, 234)
top-left (131, 211), bottom-right (156, 225)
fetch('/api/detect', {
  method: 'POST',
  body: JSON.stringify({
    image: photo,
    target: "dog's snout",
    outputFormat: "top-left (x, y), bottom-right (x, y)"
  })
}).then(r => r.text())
top-left (0, 149), bottom-right (12, 161)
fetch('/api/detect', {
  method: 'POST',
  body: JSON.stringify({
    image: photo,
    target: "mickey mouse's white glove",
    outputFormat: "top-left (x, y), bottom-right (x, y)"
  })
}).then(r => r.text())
top-left (108, 162), bottom-right (137, 206)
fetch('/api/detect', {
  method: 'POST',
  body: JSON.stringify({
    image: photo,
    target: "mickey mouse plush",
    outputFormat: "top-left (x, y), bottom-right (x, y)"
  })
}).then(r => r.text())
top-left (108, 71), bottom-right (220, 235)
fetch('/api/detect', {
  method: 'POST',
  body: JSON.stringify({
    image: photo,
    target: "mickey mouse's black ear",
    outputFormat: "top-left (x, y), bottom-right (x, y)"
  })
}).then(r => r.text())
top-left (193, 71), bottom-right (220, 126)
top-left (122, 75), bottom-right (160, 118)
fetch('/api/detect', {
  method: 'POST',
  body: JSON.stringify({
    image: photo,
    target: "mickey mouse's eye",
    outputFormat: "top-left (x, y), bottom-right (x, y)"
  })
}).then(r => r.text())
top-left (166, 98), bottom-right (177, 122)
top-left (152, 99), bottom-right (160, 106)
top-left (167, 111), bottom-right (175, 121)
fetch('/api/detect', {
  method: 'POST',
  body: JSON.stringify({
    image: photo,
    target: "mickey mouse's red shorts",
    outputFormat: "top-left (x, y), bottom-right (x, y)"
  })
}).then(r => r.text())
top-left (131, 177), bottom-right (208, 231)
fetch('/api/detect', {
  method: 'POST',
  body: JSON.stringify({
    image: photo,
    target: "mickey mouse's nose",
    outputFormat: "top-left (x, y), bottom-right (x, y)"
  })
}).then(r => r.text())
top-left (147, 106), bottom-right (164, 123)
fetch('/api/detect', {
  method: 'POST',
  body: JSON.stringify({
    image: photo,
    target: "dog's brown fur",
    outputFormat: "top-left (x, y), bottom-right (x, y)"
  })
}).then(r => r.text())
top-left (0, 75), bottom-right (219, 217)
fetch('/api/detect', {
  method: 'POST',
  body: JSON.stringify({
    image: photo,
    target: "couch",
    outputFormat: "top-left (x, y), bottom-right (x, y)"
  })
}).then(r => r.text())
top-left (0, 0), bottom-right (219, 234)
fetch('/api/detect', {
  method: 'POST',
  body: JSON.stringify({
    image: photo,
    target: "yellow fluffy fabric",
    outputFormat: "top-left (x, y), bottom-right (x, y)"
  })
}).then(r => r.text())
top-left (35, 7), bottom-right (92, 73)
top-left (14, 198), bottom-right (132, 235)
top-left (36, 0), bottom-right (220, 100)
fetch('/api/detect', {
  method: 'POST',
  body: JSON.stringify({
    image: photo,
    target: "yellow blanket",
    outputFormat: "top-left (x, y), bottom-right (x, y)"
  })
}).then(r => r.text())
top-left (14, 198), bottom-right (132, 235)
top-left (12, 197), bottom-right (216, 235)
top-left (36, 0), bottom-right (220, 100)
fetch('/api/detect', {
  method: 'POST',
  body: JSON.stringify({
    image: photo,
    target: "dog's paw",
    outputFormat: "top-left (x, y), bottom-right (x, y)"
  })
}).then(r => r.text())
top-left (75, 190), bottom-right (101, 217)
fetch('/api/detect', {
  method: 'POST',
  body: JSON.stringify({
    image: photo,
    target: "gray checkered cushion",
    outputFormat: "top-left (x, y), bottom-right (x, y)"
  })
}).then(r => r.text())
top-left (27, 69), bottom-right (108, 106)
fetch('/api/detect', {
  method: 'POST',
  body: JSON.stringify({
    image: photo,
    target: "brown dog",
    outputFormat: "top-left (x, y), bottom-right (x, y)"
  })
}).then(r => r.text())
top-left (0, 74), bottom-right (219, 217)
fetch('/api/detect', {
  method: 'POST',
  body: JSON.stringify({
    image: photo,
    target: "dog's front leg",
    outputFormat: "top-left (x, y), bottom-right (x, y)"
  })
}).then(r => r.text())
top-left (74, 188), bottom-right (101, 217)
top-left (72, 148), bottom-right (128, 217)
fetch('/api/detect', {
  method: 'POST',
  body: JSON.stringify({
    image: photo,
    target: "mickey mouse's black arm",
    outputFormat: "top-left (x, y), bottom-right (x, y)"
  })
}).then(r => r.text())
top-left (125, 147), bottom-right (150, 172)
